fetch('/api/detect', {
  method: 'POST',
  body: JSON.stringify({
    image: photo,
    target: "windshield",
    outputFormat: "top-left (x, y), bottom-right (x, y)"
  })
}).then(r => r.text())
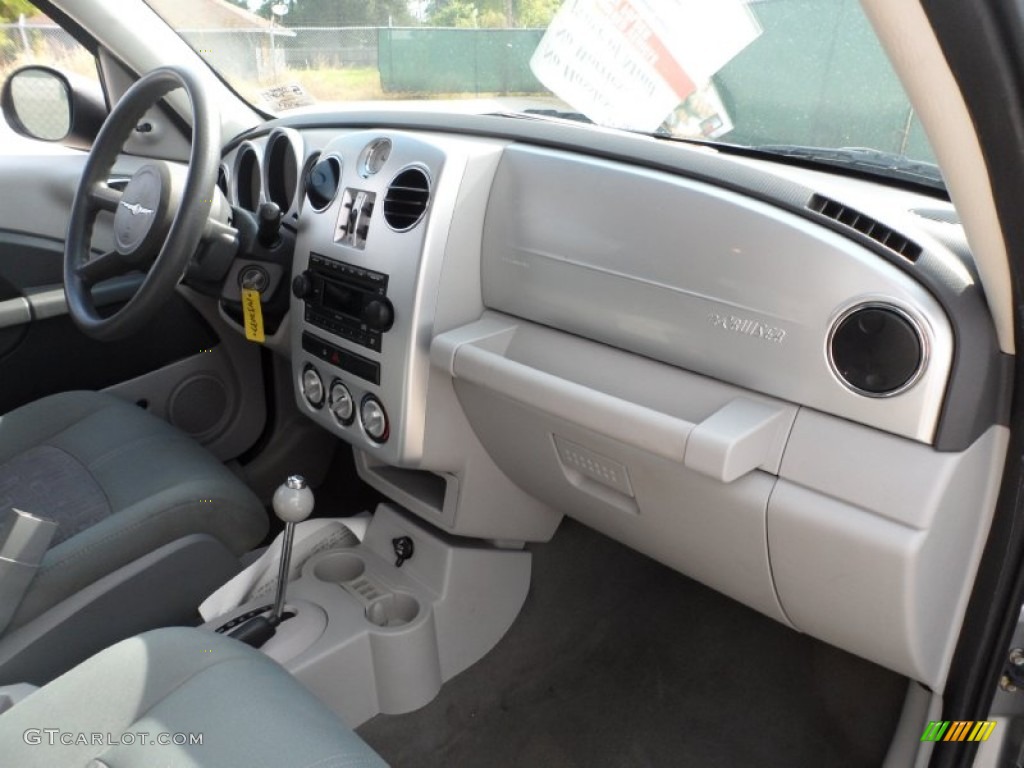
top-left (144, 0), bottom-right (940, 187)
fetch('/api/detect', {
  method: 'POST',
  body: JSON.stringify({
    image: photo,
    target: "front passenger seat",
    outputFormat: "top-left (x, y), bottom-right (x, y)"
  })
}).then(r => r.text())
top-left (0, 626), bottom-right (387, 767)
top-left (0, 390), bottom-right (268, 633)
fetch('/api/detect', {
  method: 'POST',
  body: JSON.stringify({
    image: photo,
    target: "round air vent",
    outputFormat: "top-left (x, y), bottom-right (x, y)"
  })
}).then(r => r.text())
top-left (383, 167), bottom-right (430, 232)
top-left (828, 304), bottom-right (925, 397)
top-left (305, 155), bottom-right (340, 212)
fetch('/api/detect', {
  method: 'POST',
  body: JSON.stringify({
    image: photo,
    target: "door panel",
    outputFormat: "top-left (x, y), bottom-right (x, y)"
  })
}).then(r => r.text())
top-left (0, 150), bottom-right (266, 460)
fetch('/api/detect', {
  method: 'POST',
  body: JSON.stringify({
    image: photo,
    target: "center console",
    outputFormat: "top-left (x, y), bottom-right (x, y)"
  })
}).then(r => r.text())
top-left (203, 503), bottom-right (532, 727)
top-left (289, 131), bottom-right (456, 466)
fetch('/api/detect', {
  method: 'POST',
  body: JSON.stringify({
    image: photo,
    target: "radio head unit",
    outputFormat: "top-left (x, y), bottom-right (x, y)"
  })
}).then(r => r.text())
top-left (299, 253), bottom-right (394, 352)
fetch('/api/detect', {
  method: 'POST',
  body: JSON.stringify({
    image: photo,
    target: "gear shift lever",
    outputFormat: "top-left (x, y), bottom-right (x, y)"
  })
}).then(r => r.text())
top-left (228, 475), bottom-right (313, 648)
top-left (269, 475), bottom-right (314, 625)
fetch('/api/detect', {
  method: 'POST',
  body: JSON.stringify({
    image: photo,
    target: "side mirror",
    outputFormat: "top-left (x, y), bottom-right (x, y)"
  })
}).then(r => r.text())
top-left (1, 65), bottom-right (106, 150)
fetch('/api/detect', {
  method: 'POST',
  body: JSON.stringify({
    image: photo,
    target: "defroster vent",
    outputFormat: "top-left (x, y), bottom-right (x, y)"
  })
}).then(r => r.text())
top-left (383, 167), bottom-right (430, 231)
top-left (808, 194), bottom-right (922, 262)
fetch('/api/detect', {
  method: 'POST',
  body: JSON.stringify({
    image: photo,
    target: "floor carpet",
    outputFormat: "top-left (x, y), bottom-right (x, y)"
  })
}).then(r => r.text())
top-left (357, 517), bottom-right (907, 768)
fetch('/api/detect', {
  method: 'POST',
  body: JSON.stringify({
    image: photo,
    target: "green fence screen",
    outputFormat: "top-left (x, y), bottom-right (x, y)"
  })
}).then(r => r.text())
top-left (378, 28), bottom-right (546, 94)
top-left (377, 2), bottom-right (932, 162)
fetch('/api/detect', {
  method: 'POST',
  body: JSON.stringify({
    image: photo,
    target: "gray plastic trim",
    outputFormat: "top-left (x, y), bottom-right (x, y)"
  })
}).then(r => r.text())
top-left (882, 682), bottom-right (941, 768)
top-left (201, 504), bottom-right (533, 727)
top-left (0, 511), bottom-right (57, 637)
top-left (770, 418), bottom-right (1008, 687)
top-left (433, 313), bottom-right (796, 621)
top-left (434, 314), bottom-right (797, 482)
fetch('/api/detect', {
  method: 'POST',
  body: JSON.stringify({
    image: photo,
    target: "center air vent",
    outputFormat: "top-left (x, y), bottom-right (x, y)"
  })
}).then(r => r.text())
top-left (383, 167), bottom-right (430, 232)
top-left (306, 155), bottom-right (340, 212)
top-left (808, 194), bottom-right (922, 262)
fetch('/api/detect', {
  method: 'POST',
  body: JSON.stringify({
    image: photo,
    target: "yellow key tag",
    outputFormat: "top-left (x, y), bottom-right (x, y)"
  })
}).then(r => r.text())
top-left (241, 288), bottom-right (265, 343)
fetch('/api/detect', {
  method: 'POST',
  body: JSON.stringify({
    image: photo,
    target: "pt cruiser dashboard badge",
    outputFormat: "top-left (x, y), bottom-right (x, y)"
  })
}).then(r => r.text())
top-left (707, 312), bottom-right (787, 344)
top-left (119, 201), bottom-right (154, 216)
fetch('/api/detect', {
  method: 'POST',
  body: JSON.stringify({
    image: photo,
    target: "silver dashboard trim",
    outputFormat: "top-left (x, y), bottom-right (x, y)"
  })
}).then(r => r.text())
top-left (481, 144), bottom-right (954, 444)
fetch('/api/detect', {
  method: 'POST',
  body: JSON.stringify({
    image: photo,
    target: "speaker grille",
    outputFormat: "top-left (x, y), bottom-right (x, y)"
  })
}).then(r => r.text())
top-left (169, 375), bottom-right (229, 438)
top-left (828, 305), bottom-right (925, 396)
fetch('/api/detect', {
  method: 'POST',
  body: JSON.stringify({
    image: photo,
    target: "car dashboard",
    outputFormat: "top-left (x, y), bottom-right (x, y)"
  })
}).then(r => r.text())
top-left (215, 111), bottom-right (1010, 693)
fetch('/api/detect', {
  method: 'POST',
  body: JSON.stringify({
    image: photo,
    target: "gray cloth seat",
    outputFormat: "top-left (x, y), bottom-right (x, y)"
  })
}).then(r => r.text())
top-left (0, 626), bottom-right (388, 767)
top-left (0, 390), bottom-right (268, 631)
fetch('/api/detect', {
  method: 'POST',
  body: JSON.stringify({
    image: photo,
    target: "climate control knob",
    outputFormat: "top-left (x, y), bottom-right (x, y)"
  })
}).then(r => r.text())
top-left (329, 380), bottom-right (355, 424)
top-left (301, 365), bottom-right (325, 408)
top-left (360, 395), bottom-right (389, 442)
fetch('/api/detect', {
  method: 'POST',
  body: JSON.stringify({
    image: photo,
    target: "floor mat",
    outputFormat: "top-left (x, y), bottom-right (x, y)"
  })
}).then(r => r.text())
top-left (357, 518), bottom-right (907, 768)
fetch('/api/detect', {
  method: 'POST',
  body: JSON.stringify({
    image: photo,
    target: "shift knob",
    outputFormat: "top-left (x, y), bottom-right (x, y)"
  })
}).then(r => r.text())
top-left (272, 475), bottom-right (315, 523)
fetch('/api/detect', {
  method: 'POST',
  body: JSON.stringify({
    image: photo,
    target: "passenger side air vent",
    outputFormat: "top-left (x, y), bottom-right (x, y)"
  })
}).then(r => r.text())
top-left (383, 167), bottom-right (430, 232)
top-left (808, 194), bottom-right (922, 262)
top-left (828, 304), bottom-right (925, 397)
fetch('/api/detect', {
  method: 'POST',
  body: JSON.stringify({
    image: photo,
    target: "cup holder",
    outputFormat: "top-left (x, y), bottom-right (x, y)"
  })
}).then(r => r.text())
top-left (312, 552), bottom-right (366, 583)
top-left (366, 593), bottom-right (420, 628)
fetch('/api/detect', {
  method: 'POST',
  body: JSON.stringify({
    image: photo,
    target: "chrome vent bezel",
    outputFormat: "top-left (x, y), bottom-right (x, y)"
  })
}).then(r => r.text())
top-left (825, 301), bottom-right (929, 399)
top-left (382, 165), bottom-right (431, 232)
top-left (305, 155), bottom-right (342, 213)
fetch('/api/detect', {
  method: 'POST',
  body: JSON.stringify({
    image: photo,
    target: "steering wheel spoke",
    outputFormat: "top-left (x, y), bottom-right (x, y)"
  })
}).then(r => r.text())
top-left (76, 250), bottom-right (128, 286)
top-left (88, 182), bottom-right (123, 214)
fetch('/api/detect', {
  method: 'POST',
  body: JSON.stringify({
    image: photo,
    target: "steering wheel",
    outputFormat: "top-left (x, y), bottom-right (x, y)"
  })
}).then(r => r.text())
top-left (64, 66), bottom-right (220, 341)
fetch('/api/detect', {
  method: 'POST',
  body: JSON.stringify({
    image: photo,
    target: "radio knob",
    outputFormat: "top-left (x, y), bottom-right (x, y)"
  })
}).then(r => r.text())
top-left (292, 272), bottom-right (313, 300)
top-left (362, 298), bottom-right (394, 332)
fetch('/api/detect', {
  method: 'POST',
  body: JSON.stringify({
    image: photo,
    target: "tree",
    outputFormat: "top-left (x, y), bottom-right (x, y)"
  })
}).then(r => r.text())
top-left (428, 0), bottom-right (479, 27)
top-left (0, 0), bottom-right (35, 23)
top-left (427, 0), bottom-right (559, 28)
top-left (276, 0), bottom-right (414, 27)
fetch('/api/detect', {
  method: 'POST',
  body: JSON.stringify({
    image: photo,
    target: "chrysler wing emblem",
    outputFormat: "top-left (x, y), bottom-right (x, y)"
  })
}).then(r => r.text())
top-left (120, 201), bottom-right (154, 216)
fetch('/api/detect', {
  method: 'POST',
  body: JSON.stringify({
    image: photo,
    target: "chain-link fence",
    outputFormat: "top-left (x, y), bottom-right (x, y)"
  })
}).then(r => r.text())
top-left (0, 22), bottom-right (84, 72)
top-left (1, 23), bottom-right (549, 103)
top-left (1, 23), bottom-right (382, 79)
top-left (174, 27), bottom-right (379, 82)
